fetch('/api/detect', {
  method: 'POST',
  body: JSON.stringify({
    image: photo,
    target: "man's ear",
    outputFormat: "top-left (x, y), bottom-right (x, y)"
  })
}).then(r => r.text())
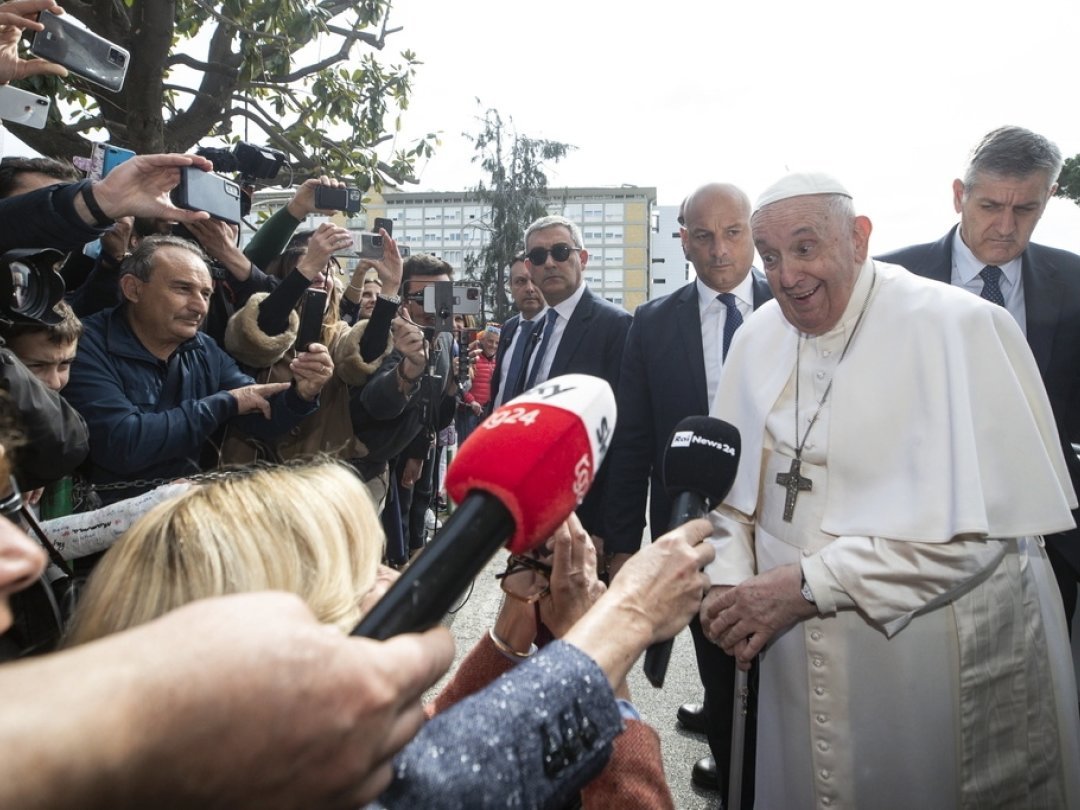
top-left (952, 178), bottom-right (966, 214)
top-left (119, 274), bottom-right (141, 304)
top-left (852, 215), bottom-right (873, 263)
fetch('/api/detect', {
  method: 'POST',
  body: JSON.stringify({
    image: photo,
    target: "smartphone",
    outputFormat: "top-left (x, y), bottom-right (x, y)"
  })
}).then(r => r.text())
top-left (295, 289), bottom-right (327, 352)
top-left (88, 142), bottom-right (135, 181)
top-left (314, 185), bottom-right (362, 213)
top-left (358, 232), bottom-right (384, 260)
top-left (29, 11), bottom-right (129, 93)
top-left (171, 167), bottom-right (242, 224)
top-left (423, 284), bottom-right (482, 316)
top-left (373, 217), bottom-right (393, 237)
top-left (0, 85), bottom-right (49, 129)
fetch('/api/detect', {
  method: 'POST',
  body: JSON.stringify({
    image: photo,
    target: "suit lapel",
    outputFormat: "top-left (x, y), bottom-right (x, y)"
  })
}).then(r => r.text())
top-left (490, 315), bottom-right (520, 406)
top-left (549, 288), bottom-right (593, 378)
top-left (1021, 247), bottom-right (1061, 374)
top-left (674, 283), bottom-right (709, 413)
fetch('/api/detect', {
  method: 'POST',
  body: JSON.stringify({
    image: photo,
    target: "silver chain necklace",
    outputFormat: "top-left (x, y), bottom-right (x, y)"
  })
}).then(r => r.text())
top-left (776, 269), bottom-right (877, 521)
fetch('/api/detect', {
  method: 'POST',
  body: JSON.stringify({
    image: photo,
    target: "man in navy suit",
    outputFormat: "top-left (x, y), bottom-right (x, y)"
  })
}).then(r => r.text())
top-left (602, 183), bottom-right (772, 803)
top-left (489, 255), bottom-right (546, 411)
top-left (521, 215), bottom-right (633, 537)
top-left (879, 126), bottom-right (1080, 637)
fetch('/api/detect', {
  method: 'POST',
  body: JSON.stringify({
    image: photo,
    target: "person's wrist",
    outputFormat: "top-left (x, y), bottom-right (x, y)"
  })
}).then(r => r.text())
top-left (79, 183), bottom-right (116, 226)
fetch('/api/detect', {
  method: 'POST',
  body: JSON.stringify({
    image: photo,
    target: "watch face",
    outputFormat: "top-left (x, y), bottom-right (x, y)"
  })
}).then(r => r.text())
top-left (801, 581), bottom-right (815, 603)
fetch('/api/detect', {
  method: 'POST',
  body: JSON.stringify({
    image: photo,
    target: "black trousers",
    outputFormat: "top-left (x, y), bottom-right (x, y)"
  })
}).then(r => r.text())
top-left (689, 614), bottom-right (757, 808)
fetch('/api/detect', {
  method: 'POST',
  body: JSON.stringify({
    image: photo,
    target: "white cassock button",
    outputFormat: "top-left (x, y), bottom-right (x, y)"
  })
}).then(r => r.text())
top-left (817, 741), bottom-right (830, 752)
top-left (815, 370), bottom-right (825, 380)
top-left (815, 686), bottom-right (825, 696)
top-left (812, 657), bottom-right (824, 668)
top-left (811, 631), bottom-right (822, 641)
top-left (820, 769), bottom-right (831, 780)
top-left (822, 797), bottom-right (833, 806)
top-left (816, 714), bottom-right (828, 724)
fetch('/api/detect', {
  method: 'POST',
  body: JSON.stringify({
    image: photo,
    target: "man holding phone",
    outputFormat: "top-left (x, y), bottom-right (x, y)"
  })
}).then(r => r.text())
top-left (354, 254), bottom-right (463, 565)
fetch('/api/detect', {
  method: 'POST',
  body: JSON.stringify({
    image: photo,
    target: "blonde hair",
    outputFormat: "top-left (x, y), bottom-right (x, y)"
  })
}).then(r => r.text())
top-left (65, 461), bottom-right (384, 645)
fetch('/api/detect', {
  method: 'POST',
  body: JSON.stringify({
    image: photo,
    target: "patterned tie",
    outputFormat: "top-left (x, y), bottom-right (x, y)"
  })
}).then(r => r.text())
top-left (718, 293), bottom-right (744, 361)
top-left (979, 265), bottom-right (1005, 307)
top-left (524, 308), bottom-right (559, 390)
top-left (501, 319), bottom-right (537, 403)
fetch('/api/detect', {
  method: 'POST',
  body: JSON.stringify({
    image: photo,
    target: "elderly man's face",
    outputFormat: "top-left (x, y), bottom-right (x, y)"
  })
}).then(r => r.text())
top-left (680, 187), bottom-right (755, 293)
top-left (953, 171), bottom-right (1054, 266)
top-left (123, 246), bottom-right (213, 349)
top-left (753, 197), bottom-right (871, 336)
top-left (509, 261), bottom-right (545, 319)
top-left (479, 330), bottom-right (499, 357)
top-left (525, 225), bottom-right (586, 306)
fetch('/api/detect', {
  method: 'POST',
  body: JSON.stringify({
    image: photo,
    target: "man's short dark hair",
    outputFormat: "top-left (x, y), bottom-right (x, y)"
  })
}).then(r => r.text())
top-left (0, 157), bottom-right (80, 199)
top-left (121, 235), bottom-right (209, 282)
top-left (401, 253), bottom-right (453, 292)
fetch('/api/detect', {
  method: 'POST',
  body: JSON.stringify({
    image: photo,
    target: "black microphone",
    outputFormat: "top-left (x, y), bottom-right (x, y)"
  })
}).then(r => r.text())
top-left (353, 374), bottom-right (616, 641)
top-left (643, 415), bottom-right (741, 688)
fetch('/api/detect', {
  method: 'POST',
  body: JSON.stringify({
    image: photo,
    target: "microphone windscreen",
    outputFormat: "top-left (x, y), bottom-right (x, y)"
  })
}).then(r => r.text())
top-left (662, 416), bottom-right (741, 507)
top-left (447, 374), bottom-right (616, 553)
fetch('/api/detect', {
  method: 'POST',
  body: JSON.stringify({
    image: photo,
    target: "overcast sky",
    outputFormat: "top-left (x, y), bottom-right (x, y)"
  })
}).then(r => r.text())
top-left (377, 0), bottom-right (1080, 255)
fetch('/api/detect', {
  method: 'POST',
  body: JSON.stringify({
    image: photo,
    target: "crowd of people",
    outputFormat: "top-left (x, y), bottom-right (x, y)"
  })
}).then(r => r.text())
top-left (0, 0), bottom-right (1077, 807)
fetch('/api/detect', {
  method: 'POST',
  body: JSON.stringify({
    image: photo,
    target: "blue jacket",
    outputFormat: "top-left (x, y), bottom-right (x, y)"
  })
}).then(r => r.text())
top-left (64, 305), bottom-right (317, 498)
top-left (377, 641), bottom-right (623, 809)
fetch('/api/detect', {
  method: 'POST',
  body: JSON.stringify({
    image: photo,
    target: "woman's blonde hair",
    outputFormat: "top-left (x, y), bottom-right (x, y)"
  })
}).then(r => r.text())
top-left (65, 460), bottom-right (384, 645)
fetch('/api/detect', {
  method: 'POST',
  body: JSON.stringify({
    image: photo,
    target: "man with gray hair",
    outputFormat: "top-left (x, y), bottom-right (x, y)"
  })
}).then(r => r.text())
top-left (522, 215), bottom-right (631, 537)
top-left (879, 126), bottom-right (1080, 637)
top-left (64, 235), bottom-right (330, 503)
top-left (700, 173), bottom-right (1079, 808)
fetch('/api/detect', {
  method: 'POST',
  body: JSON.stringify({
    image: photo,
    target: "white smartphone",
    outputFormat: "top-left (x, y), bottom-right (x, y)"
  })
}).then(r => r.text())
top-left (0, 86), bottom-right (50, 129)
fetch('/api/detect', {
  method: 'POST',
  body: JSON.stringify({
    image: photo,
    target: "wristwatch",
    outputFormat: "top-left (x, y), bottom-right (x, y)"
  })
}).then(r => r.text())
top-left (378, 293), bottom-right (402, 306)
top-left (800, 569), bottom-right (816, 604)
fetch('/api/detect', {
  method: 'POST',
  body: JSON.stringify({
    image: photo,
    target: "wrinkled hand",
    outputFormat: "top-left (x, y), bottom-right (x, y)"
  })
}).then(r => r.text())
top-left (228, 381), bottom-right (290, 418)
top-left (604, 518), bottom-right (715, 645)
top-left (700, 563), bottom-right (816, 670)
top-left (290, 343), bottom-right (333, 402)
top-left (560, 518), bottom-right (714, 691)
top-left (539, 514), bottom-right (606, 638)
top-left (90, 153), bottom-right (215, 223)
top-left (354, 229), bottom-right (403, 296)
top-left (0, 0), bottom-right (67, 84)
top-left (287, 176), bottom-right (345, 219)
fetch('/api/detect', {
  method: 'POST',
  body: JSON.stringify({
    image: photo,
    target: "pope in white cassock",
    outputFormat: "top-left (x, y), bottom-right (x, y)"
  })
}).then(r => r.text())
top-left (700, 173), bottom-right (1080, 810)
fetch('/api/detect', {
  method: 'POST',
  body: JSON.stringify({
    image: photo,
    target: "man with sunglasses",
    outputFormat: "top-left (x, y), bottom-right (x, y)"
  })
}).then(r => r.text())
top-left (521, 215), bottom-right (632, 538)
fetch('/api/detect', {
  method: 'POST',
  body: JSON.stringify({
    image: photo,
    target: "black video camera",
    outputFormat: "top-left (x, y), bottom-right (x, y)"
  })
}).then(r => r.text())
top-left (195, 142), bottom-right (285, 183)
top-left (0, 249), bottom-right (66, 326)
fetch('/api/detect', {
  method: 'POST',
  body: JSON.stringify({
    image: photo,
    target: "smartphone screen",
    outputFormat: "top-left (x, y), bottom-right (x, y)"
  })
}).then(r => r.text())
top-left (373, 217), bottom-right (393, 237)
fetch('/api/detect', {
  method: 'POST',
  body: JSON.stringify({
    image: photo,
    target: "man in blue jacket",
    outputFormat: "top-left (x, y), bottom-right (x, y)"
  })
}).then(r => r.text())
top-left (64, 235), bottom-right (328, 503)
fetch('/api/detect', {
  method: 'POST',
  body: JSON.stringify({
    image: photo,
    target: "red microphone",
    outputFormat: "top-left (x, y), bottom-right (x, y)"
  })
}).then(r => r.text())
top-left (353, 374), bottom-right (616, 640)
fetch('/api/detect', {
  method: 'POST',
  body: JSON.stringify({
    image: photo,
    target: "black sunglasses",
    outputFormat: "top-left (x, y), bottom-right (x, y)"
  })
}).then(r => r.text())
top-left (526, 243), bottom-right (579, 266)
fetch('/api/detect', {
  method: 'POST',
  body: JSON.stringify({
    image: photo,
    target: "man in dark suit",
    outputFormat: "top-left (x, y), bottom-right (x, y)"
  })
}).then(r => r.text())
top-left (879, 125), bottom-right (1080, 637)
top-left (522, 215), bottom-right (633, 537)
top-left (489, 255), bottom-right (546, 411)
top-left (602, 183), bottom-right (771, 803)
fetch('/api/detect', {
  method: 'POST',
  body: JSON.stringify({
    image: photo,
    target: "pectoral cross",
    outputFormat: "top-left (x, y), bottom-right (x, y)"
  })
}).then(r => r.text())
top-left (776, 457), bottom-right (812, 522)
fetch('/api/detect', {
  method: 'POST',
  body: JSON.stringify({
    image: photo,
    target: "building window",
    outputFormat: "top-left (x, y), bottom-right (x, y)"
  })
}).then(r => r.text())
top-left (583, 204), bottom-right (603, 221)
top-left (604, 203), bottom-right (624, 222)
